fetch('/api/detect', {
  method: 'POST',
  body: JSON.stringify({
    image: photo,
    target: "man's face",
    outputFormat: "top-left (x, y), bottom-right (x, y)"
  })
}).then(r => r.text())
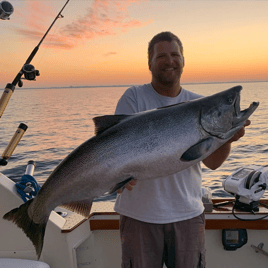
top-left (149, 40), bottom-right (184, 87)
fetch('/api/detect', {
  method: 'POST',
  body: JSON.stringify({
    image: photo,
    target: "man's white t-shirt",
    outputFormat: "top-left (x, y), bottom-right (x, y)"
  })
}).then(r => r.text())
top-left (114, 83), bottom-right (204, 224)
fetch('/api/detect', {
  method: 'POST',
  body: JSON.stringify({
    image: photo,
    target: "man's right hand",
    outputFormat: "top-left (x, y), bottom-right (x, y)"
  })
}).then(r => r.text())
top-left (117, 179), bottom-right (137, 194)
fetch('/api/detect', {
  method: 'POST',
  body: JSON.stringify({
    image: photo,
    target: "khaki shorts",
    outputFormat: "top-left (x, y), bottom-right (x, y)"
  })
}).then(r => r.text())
top-left (120, 212), bottom-right (206, 268)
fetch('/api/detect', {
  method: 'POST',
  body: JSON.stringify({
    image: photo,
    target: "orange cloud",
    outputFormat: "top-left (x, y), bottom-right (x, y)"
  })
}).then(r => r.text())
top-left (15, 0), bottom-right (151, 50)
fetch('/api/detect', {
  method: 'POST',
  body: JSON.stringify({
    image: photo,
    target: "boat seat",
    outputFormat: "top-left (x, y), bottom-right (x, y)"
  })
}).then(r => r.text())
top-left (0, 258), bottom-right (50, 268)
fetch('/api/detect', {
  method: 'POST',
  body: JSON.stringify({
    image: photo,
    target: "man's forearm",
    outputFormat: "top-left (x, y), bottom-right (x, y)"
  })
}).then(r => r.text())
top-left (202, 142), bottom-right (231, 170)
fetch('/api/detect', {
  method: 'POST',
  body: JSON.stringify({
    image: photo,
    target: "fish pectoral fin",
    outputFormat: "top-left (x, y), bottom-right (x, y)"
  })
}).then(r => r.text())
top-left (60, 199), bottom-right (93, 218)
top-left (108, 177), bottom-right (134, 194)
top-left (180, 137), bottom-right (214, 161)
top-left (93, 115), bottom-right (132, 135)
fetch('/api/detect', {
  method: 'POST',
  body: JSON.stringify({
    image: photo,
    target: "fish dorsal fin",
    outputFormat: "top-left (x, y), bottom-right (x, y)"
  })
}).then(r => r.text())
top-left (93, 115), bottom-right (132, 135)
top-left (108, 177), bottom-right (133, 194)
top-left (60, 198), bottom-right (93, 218)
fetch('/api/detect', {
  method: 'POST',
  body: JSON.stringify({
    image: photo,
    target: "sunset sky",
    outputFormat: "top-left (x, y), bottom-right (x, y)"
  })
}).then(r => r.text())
top-left (1, 0), bottom-right (268, 88)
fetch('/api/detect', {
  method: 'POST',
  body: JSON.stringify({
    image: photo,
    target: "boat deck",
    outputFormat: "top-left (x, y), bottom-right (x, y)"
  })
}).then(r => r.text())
top-left (56, 199), bottom-right (268, 233)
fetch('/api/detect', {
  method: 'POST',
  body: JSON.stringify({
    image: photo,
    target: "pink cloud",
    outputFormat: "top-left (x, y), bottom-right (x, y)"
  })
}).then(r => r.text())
top-left (17, 2), bottom-right (53, 32)
top-left (103, 52), bottom-right (117, 57)
top-left (15, 0), bottom-right (152, 50)
top-left (14, 2), bottom-right (59, 45)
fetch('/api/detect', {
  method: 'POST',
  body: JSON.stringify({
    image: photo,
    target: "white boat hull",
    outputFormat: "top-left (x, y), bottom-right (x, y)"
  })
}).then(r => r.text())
top-left (1, 172), bottom-right (268, 268)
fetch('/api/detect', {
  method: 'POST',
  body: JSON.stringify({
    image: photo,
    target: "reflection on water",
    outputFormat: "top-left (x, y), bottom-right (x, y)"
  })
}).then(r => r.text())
top-left (1, 82), bottom-right (268, 199)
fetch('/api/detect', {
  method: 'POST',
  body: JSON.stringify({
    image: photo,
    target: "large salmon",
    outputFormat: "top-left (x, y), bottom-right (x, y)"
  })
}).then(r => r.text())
top-left (3, 85), bottom-right (259, 258)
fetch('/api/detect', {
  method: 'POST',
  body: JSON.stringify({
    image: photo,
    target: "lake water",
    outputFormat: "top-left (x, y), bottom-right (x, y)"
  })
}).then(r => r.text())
top-left (1, 81), bottom-right (268, 199)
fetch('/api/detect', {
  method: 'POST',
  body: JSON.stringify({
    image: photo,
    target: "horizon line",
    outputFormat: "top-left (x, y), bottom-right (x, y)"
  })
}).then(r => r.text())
top-left (3, 79), bottom-right (268, 90)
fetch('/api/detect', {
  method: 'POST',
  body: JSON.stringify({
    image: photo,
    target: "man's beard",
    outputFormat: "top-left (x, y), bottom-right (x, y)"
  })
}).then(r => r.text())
top-left (154, 71), bottom-right (181, 87)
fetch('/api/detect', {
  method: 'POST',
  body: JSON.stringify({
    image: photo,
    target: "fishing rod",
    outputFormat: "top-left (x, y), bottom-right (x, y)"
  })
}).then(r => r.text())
top-left (0, 0), bottom-right (70, 166)
top-left (0, 0), bottom-right (69, 118)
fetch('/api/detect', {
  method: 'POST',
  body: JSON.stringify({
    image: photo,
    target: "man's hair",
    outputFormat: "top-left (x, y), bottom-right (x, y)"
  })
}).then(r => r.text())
top-left (148, 31), bottom-right (183, 66)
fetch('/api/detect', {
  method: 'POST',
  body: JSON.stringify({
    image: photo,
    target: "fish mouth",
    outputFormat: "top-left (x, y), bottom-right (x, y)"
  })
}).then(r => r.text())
top-left (200, 86), bottom-right (259, 140)
top-left (233, 94), bottom-right (259, 127)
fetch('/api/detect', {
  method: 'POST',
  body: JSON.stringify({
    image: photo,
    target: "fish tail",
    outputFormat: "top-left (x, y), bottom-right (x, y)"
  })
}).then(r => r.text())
top-left (3, 199), bottom-right (47, 259)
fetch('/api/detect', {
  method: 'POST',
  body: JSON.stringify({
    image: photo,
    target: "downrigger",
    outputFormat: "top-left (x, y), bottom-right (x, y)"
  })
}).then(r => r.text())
top-left (216, 165), bottom-right (268, 220)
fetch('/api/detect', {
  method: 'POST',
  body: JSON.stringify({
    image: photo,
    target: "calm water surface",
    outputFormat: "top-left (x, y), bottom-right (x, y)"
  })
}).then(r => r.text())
top-left (1, 82), bottom-right (268, 199)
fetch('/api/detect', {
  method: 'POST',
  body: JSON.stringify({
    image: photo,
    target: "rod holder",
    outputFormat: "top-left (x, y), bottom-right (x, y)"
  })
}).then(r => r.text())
top-left (0, 123), bottom-right (28, 166)
top-left (0, 83), bottom-right (15, 118)
top-left (25, 160), bottom-right (36, 176)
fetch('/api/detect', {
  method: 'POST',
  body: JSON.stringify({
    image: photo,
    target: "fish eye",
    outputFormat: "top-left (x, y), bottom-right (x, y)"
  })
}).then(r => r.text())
top-left (227, 98), bottom-right (233, 103)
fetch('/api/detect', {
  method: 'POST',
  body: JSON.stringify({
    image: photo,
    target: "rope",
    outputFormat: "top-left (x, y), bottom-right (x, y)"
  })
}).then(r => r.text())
top-left (16, 174), bottom-right (40, 202)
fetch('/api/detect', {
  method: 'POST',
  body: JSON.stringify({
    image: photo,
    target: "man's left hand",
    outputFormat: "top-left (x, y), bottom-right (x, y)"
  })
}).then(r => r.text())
top-left (228, 119), bottom-right (251, 143)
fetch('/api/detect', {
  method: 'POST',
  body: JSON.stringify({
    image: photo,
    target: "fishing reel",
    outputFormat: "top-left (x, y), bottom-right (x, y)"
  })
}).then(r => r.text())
top-left (0, 1), bottom-right (13, 20)
top-left (18, 64), bottom-right (40, 87)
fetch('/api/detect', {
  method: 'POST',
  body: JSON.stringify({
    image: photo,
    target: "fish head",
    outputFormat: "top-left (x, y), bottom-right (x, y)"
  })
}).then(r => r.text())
top-left (200, 85), bottom-right (259, 140)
